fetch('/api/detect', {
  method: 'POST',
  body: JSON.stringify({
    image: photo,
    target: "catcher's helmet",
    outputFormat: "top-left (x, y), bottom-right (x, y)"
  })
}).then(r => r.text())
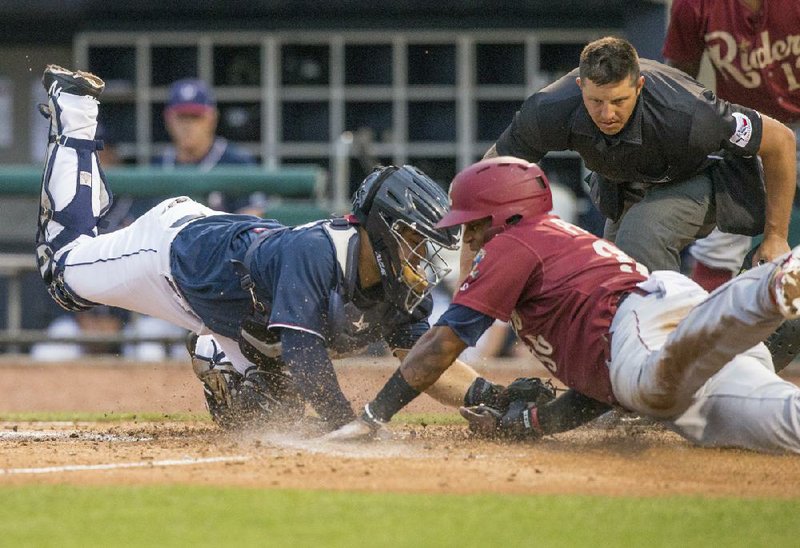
top-left (436, 157), bottom-right (553, 231)
top-left (352, 165), bottom-right (459, 313)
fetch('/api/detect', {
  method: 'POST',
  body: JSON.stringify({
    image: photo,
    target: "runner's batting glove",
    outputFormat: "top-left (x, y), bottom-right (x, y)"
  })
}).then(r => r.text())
top-left (459, 405), bottom-right (504, 437)
top-left (460, 400), bottom-right (545, 440)
top-left (498, 400), bottom-right (545, 439)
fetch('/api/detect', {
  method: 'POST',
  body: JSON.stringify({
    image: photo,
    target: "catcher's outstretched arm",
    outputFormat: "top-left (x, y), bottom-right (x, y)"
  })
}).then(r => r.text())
top-left (538, 389), bottom-right (611, 435)
top-left (281, 328), bottom-right (356, 428)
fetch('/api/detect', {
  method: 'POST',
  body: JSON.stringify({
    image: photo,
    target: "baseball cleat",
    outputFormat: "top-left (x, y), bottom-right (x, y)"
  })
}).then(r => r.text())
top-left (42, 64), bottom-right (105, 98)
top-left (772, 248), bottom-right (800, 319)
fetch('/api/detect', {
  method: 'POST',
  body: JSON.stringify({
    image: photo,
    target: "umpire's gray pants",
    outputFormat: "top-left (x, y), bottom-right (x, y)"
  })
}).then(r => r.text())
top-left (604, 172), bottom-right (716, 272)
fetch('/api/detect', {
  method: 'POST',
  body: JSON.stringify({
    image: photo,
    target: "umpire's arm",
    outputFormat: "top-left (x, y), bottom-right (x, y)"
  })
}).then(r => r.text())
top-left (756, 114), bottom-right (797, 264)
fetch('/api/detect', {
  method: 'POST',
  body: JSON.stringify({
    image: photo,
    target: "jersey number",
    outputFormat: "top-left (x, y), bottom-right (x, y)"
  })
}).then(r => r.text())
top-left (782, 59), bottom-right (800, 91)
top-left (522, 333), bottom-right (558, 375)
top-left (592, 240), bottom-right (649, 276)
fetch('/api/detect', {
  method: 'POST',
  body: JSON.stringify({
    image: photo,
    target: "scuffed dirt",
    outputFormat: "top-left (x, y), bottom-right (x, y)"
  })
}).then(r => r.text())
top-left (1, 357), bottom-right (800, 498)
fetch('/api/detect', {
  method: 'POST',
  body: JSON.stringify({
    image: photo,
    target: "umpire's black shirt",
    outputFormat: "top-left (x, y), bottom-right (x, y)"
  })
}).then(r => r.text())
top-left (495, 59), bottom-right (763, 185)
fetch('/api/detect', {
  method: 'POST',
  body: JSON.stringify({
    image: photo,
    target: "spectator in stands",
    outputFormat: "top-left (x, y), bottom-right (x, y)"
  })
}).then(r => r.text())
top-left (122, 79), bottom-right (268, 360)
top-left (154, 78), bottom-right (266, 215)
top-left (30, 306), bottom-right (126, 361)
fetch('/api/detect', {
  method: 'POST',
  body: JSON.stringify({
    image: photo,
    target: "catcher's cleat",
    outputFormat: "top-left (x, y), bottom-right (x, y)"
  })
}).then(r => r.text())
top-left (37, 103), bottom-right (52, 120)
top-left (772, 247), bottom-right (800, 319)
top-left (234, 366), bottom-right (305, 425)
top-left (42, 64), bottom-right (105, 98)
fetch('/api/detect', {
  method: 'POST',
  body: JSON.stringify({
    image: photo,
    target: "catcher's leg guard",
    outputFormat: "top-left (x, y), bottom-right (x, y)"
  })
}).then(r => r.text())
top-left (188, 333), bottom-right (244, 429)
top-left (37, 65), bottom-right (110, 311)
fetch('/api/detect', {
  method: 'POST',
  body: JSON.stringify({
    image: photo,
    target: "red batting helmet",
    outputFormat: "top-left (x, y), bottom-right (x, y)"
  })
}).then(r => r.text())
top-left (435, 157), bottom-right (553, 230)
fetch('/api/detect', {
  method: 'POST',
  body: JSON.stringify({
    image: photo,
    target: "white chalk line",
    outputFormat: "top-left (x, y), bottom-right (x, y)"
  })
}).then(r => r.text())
top-left (0, 430), bottom-right (152, 442)
top-left (0, 455), bottom-right (250, 475)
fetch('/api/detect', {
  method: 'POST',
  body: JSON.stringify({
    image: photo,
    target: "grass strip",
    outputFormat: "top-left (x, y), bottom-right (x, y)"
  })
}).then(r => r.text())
top-left (0, 485), bottom-right (797, 547)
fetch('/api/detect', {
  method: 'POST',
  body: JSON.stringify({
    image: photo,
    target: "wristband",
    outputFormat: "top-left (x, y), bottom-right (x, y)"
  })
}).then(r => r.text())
top-left (527, 406), bottom-right (544, 436)
top-left (367, 368), bottom-right (421, 422)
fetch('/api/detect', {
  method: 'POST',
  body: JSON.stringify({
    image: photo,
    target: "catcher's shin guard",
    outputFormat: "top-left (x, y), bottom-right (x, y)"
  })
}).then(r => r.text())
top-left (188, 334), bottom-right (244, 428)
top-left (37, 66), bottom-right (110, 311)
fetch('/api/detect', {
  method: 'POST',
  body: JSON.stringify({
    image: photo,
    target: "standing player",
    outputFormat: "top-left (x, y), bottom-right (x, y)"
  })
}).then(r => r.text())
top-left (663, 0), bottom-right (800, 291)
top-left (328, 157), bottom-right (800, 454)
top-left (35, 65), bottom-right (480, 431)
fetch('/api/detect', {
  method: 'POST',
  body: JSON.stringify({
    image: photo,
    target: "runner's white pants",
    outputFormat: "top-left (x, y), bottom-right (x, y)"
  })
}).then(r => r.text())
top-left (609, 267), bottom-right (800, 453)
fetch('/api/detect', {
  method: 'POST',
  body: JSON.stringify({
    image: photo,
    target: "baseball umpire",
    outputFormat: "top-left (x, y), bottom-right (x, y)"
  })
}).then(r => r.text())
top-left (328, 157), bottom-right (800, 454)
top-left (481, 36), bottom-right (796, 274)
top-left (35, 65), bottom-right (481, 431)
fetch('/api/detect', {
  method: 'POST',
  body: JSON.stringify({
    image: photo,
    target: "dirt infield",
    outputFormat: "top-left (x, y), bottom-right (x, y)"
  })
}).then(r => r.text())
top-left (2, 356), bottom-right (800, 498)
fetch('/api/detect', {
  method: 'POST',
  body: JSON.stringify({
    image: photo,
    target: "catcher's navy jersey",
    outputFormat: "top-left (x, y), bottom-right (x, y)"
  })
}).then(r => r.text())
top-left (169, 214), bottom-right (426, 351)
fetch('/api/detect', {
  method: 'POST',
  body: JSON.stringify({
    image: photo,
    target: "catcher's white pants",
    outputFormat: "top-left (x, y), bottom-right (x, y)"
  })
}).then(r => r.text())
top-left (57, 195), bottom-right (253, 373)
top-left (62, 196), bottom-right (210, 331)
top-left (609, 267), bottom-right (800, 453)
top-left (40, 89), bottom-right (257, 375)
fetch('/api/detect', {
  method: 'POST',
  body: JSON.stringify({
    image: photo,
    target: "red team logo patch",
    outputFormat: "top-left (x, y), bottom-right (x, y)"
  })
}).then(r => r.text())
top-left (729, 112), bottom-right (753, 147)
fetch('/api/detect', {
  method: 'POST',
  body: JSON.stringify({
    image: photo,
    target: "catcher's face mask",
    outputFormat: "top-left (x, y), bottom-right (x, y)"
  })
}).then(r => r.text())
top-left (354, 164), bottom-right (459, 313)
top-left (381, 218), bottom-right (453, 313)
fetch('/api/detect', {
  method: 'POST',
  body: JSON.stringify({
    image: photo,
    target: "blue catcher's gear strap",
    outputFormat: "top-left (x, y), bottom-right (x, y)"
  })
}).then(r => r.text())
top-left (48, 135), bottom-right (105, 151)
top-left (231, 226), bottom-right (288, 317)
top-left (40, 135), bottom-right (112, 254)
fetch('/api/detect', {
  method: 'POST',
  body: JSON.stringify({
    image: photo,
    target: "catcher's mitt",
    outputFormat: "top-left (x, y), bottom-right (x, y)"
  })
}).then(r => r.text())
top-left (464, 376), bottom-right (556, 413)
top-left (460, 377), bottom-right (557, 440)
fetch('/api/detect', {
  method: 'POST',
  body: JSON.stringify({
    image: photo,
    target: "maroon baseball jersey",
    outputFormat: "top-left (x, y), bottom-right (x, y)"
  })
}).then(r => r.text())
top-left (663, 0), bottom-right (800, 122)
top-left (453, 215), bottom-right (648, 404)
